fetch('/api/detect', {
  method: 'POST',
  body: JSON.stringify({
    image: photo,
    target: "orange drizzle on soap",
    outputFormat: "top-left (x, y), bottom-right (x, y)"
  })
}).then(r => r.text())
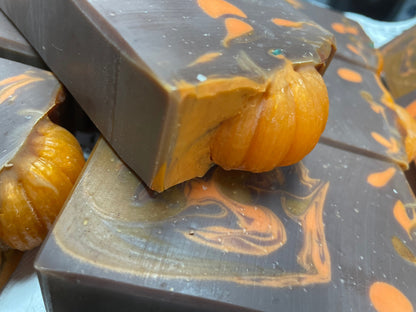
top-left (391, 236), bottom-right (416, 265)
top-left (285, 0), bottom-right (303, 9)
top-left (371, 132), bottom-right (400, 154)
top-left (406, 99), bottom-right (416, 118)
top-left (0, 74), bottom-right (44, 103)
top-left (197, 0), bottom-right (246, 19)
top-left (360, 90), bottom-right (385, 115)
top-left (369, 282), bottom-right (414, 312)
top-left (281, 181), bottom-right (332, 286)
top-left (179, 166), bottom-right (331, 287)
top-left (346, 43), bottom-right (360, 56)
top-left (337, 67), bottom-right (362, 83)
top-left (188, 52), bottom-right (223, 67)
top-left (373, 73), bottom-right (416, 161)
top-left (223, 18), bottom-right (253, 47)
top-left (393, 200), bottom-right (416, 239)
top-left (184, 177), bottom-right (287, 255)
top-left (331, 22), bottom-right (359, 35)
top-left (366, 167), bottom-right (396, 188)
top-left (271, 18), bottom-right (303, 28)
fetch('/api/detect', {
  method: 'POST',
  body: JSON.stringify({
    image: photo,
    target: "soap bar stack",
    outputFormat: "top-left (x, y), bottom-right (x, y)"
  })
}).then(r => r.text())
top-left (1, 0), bottom-right (336, 191)
top-left (0, 5), bottom-right (85, 292)
top-left (1, 1), bottom-right (416, 311)
top-left (380, 24), bottom-right (416, 191)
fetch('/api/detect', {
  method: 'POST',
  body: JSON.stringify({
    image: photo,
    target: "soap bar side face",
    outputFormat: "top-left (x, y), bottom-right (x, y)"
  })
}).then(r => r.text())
top-left (0, 11), bottom-right (46, 69)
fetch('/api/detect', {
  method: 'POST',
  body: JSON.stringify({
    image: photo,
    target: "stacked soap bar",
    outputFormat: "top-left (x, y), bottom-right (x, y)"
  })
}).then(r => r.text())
top-left (33, 2), bottom-right (416, 312)
top-left (0, 57), bottom-right (64, 289)
top-left (380, 25), bottom-right (416, 190)
top-left (0, 9), bottom-right (87, 291)
top-left (36, 139), bottom-right (416, 311)
top-left (381, 25), bottom-right (416, 101)
top-left (321, 57), bottom-right (408, 167)
top-left (0, 0), bottom-right (336, 191)
top-left (0, 11), bottom-right (46, 69)
top-left (298, 0), bottom-right (382, 73)
top-left (0, 9), bottom-right (48, 288)
top-left (285, 1), bottom-right (412, 168)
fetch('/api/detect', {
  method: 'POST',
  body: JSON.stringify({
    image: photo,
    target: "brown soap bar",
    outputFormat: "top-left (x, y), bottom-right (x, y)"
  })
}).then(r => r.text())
top-left (0, 57), bottom-right (86, 251)
top-left (0, 57), bottom-right (60, 284)
top-left (381, 25), bottom-right (416, 99)
top-left (0, 57), bottom-right (63, 170)
top-left (0, 11), bottom-right (46, 69)
top-left (321, 57), bottom-right (408, 167)
top-left (0, 0), bottom-right (336, 191)
top-left (296, 0), bottom-right (382, 72)
top-left (36, 137), bottom-right (416, 312)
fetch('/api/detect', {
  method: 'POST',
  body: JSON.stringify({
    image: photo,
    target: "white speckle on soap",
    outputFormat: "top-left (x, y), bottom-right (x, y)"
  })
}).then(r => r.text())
top-left (197, 74), bottom-right (207, 82)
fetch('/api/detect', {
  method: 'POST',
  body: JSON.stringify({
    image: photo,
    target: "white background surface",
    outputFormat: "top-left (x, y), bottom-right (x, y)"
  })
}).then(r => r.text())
top-left (0, 249), bottom-right (46, 312)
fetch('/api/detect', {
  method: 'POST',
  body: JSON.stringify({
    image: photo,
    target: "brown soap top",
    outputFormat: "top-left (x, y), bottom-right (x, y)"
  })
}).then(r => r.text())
top-left (1, 0), bottom-right (336, 191)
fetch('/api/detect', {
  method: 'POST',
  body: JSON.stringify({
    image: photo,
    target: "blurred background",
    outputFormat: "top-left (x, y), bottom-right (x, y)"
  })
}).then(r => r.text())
top-left (310, 0), bottom-right (416, 21)
top-left (306, 0), bottom-right (416, 48)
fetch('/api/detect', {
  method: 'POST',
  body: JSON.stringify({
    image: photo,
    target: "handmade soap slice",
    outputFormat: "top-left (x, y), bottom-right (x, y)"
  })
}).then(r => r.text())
top-left (0, 11), bottom-right (46, 69)
top-left (0, 57), bottom-right (85, 251)
top-left (381, 25), bottom-right (416, 99)
top-left (320, 57), bottom-right (413, 167)
top-left (35, 138), bottom-right (416, 312)
top-left (296, 0), bottom-right (382, 73)
top-left (1, 0), bottom-right (336, 191)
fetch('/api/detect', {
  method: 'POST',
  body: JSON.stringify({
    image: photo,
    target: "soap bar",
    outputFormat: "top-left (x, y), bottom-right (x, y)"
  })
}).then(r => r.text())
top-left (0, 11), bottom-right (46, 69)
top-left (381, 25), bottom-right (416, 99)
top-left (0, 0), bottom-right (336, 191)
top-left (321, 57), bottom-right (409, 167)
top-left (0, 57), bottom-right (85, 251)
top-left (36, 137), bottom-right (416, 312)
top-left (0, 57), bottom-right (63, 170)
top-left (297, 0), bottom-right (381, 72)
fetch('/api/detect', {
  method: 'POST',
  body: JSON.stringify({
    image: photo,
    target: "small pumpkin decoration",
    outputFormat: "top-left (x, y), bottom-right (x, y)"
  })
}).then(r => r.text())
top-left (211, 63), bottom-right (329, 171)
top-left (0, 65), bottom-right (86, 252)
top-left (0, 117), bottom-right (85, 251)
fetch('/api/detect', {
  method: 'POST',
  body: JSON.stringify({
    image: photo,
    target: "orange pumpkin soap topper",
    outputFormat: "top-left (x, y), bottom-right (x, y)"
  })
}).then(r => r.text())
top-left (0, 61), bottom-right (85, 251)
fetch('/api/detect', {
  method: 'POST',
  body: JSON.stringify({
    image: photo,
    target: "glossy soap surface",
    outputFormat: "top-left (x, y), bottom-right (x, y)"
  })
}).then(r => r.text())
top-left (84, 0), bottom-right (334, 84)
top-left (36, 138), bottom-right (416, 311)
top-left (0, 11), bottom-right (46, 68)
top-left (0, 0), bottom-right (336, 191)
top-left (321, 57), bottom-right (409, 167)
top-left (0, 58), bottom-right (62, 170)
